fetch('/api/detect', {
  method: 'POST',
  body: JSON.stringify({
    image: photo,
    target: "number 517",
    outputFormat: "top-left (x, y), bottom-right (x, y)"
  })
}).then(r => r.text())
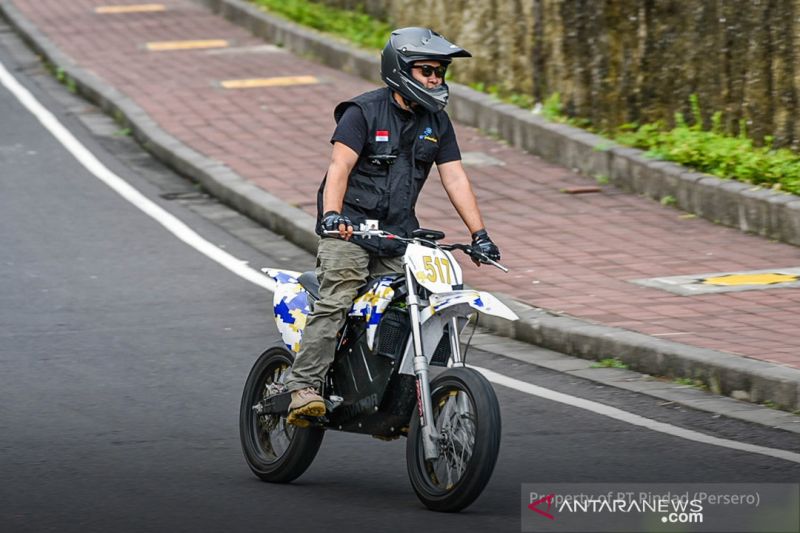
top-left (423, 255), bottom-right (452, 284)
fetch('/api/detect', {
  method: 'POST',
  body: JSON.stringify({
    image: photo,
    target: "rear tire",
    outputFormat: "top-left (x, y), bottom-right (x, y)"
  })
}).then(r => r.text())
top-left (406, 367), bottom-right (501, 512)
top-left (239, 346), bottom-right (324, 483)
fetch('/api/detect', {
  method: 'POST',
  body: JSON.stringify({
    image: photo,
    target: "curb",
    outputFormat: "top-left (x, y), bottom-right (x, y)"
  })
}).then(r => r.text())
top-left (479, 299), bottom-right (800, 413)
top-left (3, 1), bottom-right (799, 414)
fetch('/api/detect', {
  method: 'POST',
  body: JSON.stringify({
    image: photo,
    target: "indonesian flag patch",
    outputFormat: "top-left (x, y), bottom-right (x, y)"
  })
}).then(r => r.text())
top-left (375, 130), bottom-right (389, 142)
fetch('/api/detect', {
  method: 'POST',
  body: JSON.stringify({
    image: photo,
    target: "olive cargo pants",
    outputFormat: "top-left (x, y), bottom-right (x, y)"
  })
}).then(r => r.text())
top-left (284, 238), bottom-right (404, 392)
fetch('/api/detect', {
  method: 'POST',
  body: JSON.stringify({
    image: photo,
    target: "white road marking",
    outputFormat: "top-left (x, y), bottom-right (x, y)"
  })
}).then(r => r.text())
top-left (0, 60), bottom-right (275, 292)
top-left (3, 59), bottom-right (797, 465)
top-left (473, 365), bottom-right (800, 464)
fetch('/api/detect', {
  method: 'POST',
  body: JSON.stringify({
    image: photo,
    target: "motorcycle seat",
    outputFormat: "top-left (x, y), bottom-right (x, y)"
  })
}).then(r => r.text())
top-left (298, 271), bottom-right (321, 301)
top-left (297, 271), bottom-right (404, 303)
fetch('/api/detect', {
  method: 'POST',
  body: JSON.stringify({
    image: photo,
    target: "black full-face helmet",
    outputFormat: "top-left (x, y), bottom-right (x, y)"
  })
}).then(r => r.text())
top-left (381, 27), bottom-right (471, 113)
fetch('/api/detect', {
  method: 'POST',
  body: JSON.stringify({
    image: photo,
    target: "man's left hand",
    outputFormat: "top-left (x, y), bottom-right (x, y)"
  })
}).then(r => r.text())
top-left (321, 211), bottom-right (354, 240)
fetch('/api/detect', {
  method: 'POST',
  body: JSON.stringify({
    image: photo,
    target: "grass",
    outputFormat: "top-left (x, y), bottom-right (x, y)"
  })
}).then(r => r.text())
top-left (673, 377), bottom-right (709, 391)
top-left (52, 65), bottom-right (76, 93)
top-left (251, 0), bottom-right (391, 50)
top-left (468, 81), bottom-right (536, 110)
top-left (592, 357), bottom-right (628, 369)
top-left (760, 400), bottom-right (800, 415)
top-left (531, 91), bottom-right (800, 196)
top-left (613, 95), bottom-right (800, 195)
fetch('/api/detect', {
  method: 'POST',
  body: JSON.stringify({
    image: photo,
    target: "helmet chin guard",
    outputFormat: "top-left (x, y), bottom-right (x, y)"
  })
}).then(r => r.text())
top-left (381, 27), bottom-right (471, 113)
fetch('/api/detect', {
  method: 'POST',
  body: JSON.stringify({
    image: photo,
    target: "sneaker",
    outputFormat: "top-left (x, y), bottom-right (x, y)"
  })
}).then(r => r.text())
top-left (286, 387), bottom-right (326, 427)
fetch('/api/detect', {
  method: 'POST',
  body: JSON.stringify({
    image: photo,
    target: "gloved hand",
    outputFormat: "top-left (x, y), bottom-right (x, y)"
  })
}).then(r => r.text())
top-left (471, 229), bottom-right (500, 262)
top-left (321, 210), bottom-right (353, 240)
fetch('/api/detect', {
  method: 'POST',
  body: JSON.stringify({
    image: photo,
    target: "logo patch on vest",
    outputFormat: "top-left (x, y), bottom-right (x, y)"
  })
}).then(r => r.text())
top-left (375, 130), bottom-right (389, 142)
top-left (419, 126), bottom-right (437, 143)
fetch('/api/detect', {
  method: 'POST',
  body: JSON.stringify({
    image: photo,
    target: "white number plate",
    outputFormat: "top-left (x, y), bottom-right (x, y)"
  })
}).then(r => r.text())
top-left (404, 243), bottom-right (462, 293)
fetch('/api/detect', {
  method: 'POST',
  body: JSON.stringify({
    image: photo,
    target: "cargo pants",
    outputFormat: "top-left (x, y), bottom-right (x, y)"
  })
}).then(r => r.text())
top-left (284, 237), bottom-right (404, 392)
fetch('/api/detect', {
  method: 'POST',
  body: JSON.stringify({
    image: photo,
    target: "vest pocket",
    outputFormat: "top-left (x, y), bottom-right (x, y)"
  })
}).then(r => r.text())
top-left (355, 158), bottom-right (390, 178)
top-left (343, 186), bottom-right (381, 211)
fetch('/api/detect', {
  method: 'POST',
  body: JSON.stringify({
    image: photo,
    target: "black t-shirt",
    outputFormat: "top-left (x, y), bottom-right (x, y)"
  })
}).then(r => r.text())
top-left (330, 104), bottom-right (461, 165)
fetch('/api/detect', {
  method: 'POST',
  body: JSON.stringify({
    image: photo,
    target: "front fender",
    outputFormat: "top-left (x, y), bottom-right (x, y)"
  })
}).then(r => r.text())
top-left (397, 290), bottom-right (518, 375)
top-left (420, 290), bottom-right (519, 323)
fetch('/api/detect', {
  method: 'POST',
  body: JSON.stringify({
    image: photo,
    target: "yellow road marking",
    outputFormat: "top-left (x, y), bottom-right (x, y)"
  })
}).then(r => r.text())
top-left (702, 273), bottom-right (799, 286)
top-left (146, 40), bottom-right (229, 51)
top-left (221, 75), bottom-right (319, 89)
top-left (95, 4), bottom-right (166, 14)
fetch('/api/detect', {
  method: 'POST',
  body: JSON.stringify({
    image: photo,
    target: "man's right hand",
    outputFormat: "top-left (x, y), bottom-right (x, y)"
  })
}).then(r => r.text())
top-left (321, 211), bottom-right (354, 240)
top-left (471, 228), bottom-right (500, 265)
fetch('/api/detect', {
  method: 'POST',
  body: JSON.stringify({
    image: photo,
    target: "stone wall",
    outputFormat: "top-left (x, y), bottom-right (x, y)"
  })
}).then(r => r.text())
top-left (312, 0), bottom-right (800, 149)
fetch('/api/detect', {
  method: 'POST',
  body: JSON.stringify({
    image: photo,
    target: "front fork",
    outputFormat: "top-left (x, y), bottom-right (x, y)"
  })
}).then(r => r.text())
top-left (405, 265), bottom-right (439, 461)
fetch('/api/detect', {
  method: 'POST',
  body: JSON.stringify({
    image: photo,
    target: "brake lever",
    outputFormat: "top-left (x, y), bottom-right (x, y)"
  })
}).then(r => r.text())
top-left (448, 244), bottom-right (509, 273)
top-left (482, 255), bottom-right (509, 273)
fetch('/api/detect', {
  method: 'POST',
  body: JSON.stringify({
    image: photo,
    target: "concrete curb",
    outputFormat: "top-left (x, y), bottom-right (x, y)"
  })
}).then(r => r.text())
top-left (467, 330), bottom-right (800, 434)
top-left (479, 299), bottom-right (800, 412)
top-left (3, 0), bottom-right (799, 414)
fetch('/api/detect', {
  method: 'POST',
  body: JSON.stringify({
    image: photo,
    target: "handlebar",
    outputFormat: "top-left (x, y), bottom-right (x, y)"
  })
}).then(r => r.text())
top-left (322, 229), bottom-right (509, 273)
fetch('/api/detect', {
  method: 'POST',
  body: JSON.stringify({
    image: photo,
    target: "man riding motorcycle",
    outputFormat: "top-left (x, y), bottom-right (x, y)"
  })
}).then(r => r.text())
top-left (283, 27), bottom-right (501, 426)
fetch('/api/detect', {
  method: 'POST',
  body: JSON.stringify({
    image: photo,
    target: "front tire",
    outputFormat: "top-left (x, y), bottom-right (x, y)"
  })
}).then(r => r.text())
top-left (406, 367), bottom-right (501, 512)
top-left (239, 346), bottom-right (324, 483)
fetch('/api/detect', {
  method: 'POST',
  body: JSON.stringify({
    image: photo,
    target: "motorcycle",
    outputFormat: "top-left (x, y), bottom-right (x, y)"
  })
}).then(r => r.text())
top-left (239, 226), bottom-right (518, 512)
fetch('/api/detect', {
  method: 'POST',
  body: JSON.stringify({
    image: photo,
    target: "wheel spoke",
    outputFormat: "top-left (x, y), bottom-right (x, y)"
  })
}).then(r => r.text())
top-left (409, 370), bottom-right (500, 512)
top-left (250, 360), bottom-right (295, 463)
top-left (425, 385), bottom-right (477, 492)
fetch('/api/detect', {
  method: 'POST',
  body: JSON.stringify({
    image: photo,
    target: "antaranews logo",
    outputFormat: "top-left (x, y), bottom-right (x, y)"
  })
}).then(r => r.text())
top-left (522, 483), bottom-right (799, 533)
top-left (527, 493), bottom-right (555, 520)
top-left (526, 490), bottom-right (704, 527)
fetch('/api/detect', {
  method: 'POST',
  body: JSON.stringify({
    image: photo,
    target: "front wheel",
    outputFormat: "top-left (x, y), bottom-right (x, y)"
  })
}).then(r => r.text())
top-left (239, 346), bottom-right (324, 483)
top-left (406, 367), bottom-right (501, 512)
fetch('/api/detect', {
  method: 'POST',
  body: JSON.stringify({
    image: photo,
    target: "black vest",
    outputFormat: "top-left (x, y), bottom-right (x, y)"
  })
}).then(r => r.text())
top-left (316, 88), bottom-right (448, 256)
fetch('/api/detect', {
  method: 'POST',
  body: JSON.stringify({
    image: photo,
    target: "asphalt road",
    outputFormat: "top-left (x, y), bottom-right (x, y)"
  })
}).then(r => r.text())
top-left (0, 24), bottom-right (798, 533)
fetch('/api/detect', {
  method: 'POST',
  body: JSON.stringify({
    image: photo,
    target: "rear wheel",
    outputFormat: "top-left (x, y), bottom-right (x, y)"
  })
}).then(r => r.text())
top-left (239, 346), bottom-right (324, 483)
top-left (406, 367), bottom-right (501, 512)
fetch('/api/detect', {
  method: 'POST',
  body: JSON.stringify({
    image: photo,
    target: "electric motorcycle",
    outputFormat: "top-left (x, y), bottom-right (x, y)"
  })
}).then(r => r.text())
top-left (239, 226), bottom-right (518, 512)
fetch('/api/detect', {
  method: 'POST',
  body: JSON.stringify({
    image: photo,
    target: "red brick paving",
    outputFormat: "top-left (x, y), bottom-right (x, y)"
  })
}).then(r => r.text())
top-left (12, 0), bottom-right (800, 368)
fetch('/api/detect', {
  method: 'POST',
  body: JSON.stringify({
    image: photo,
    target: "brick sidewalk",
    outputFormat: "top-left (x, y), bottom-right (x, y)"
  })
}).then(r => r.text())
top-left (12, 0), bottom-right (800, 368)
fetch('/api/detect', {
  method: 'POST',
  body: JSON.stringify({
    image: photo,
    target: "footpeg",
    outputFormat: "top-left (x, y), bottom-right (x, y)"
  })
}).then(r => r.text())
top-left (326, 395), bottom-right (344, 412)
top-left (253, 390), bottom-right (291, 416)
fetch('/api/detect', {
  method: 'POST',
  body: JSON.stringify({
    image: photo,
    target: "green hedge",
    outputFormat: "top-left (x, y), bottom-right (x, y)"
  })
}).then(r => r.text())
top-left (251, 0), bottom-right (390, 50)
top-left (613, 96), bottom-right (800, 195)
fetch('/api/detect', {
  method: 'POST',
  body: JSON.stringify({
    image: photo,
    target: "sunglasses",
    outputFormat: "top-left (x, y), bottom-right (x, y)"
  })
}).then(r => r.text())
top-left (412, 64), bottom-right (447, 78)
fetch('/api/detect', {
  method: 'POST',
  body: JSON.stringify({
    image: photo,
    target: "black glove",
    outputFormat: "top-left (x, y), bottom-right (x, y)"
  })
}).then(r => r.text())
top-left (321, 210), bottom-right (353, 234)
top-left (471, 229), bottom-right (500, 261)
